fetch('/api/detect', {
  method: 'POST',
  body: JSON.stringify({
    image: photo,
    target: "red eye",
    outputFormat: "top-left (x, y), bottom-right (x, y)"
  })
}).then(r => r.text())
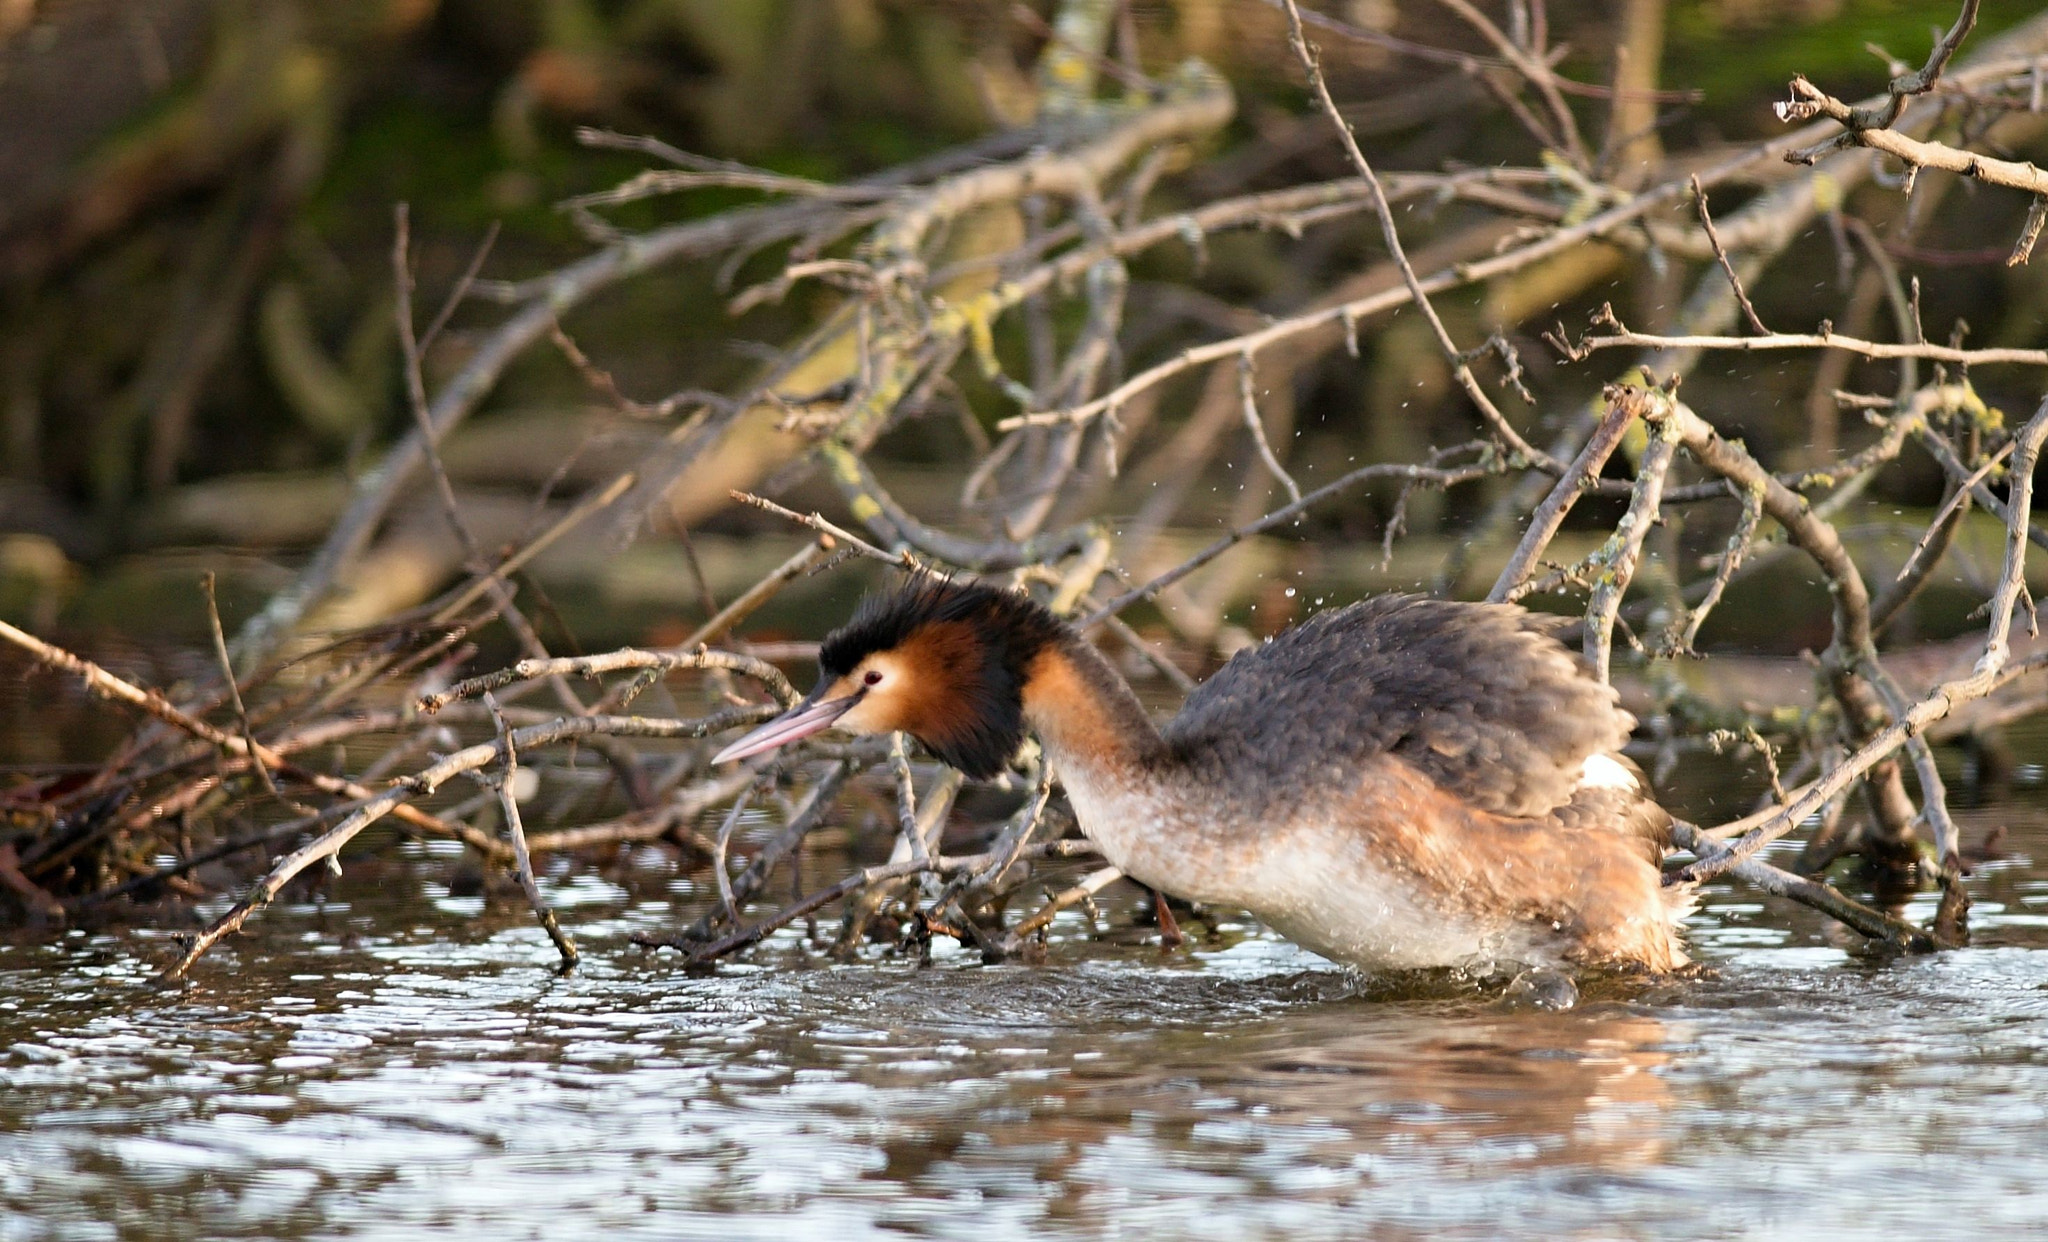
top-left (863, 670), bottom-right (883, 686)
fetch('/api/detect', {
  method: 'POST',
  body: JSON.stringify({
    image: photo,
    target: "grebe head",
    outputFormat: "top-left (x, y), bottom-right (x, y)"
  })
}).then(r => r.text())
top-left (711, 577), bottom-right (1064, 778)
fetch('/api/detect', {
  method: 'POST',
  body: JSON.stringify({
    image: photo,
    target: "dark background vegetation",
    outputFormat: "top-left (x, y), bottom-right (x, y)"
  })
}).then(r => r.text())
top-left (2, 0), bottom-right (2044, 743)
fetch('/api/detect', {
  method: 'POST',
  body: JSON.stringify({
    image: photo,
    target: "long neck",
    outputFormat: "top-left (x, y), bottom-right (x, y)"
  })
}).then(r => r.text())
top-left (1019, 635), bottom-right (1166, 775)
top-left (1021, 633), bottom-right (1249, 905)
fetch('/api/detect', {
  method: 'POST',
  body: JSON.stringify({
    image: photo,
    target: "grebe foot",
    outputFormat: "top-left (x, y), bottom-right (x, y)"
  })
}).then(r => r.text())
top-left (1501, 967), bottom-right (1579, 1012)
top-left (1151, 888), bottom-right (1186, 951)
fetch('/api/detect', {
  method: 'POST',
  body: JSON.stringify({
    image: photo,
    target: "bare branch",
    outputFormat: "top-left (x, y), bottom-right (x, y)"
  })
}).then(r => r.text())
top-left (1583, 389), bottom-right (1681, 682)
top-left (1490, 393), bottom-right (1639, 603)
top-left (1558, 305), bottom-right (2048, 367)
top-left (1675, 393), bottom-right (2048, 885)
top-left (1236, 354), bottom-right (1302, 504)
top-left (1692, 176), bottom-right (1769, 335)
top-left (488, 693), bottom-right (579, 968)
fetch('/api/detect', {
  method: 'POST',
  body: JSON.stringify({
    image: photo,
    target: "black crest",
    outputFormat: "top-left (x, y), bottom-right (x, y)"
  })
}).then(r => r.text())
top-left (819, 576), bottom-right (1066, 778)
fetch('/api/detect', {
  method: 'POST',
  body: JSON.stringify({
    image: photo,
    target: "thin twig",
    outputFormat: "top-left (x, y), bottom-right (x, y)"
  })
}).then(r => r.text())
top-left (487, 692), bottom-right (579, 967)
top-left (1872, 445), bottom-right (1997, 634)
top-left (1558, 307), bottom-right (2048, 368)
top-left (200, 572), bottom-right (282, 802)
top-left (419, 221), bottom-right (502, 356)
top-left (711, 779), bottom-right (761, 926)
top-left (728, 491), bottom-right (920, 569)
top-left (1280, 0), bottom-right (1558, 472)
top-left (679, 763), bottom-right (850, 941)
top-left (393, 202), bottom-right (486, 569)
top-left (889, 733), bottom-right (930, 864)
top-left (998, 864), bottom-right (1126, 949)
top-left (1084, 456), bottom-right (1495, 626)
top-left (1676, 480), bottom-right (1763, 653)
top-left (1490, 393), bottom-right (1638, 603)
top-left (1236, 354), bottom-right (1302, 503)
top-left (1584, 391), bottom-right (1681, 682)
top-left (1693, 176), bottom-right (1769, 334)
top-left (421, 648), bottom-right (798, 715)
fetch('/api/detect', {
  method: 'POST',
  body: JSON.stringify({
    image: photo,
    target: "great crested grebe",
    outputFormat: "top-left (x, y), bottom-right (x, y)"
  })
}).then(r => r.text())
top-left (713, 578), bottom-right (1689, 973)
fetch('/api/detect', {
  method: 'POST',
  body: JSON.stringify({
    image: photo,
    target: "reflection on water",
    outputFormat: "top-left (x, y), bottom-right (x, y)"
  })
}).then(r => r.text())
top-left (5, 798), bottom-right (2048, 1237)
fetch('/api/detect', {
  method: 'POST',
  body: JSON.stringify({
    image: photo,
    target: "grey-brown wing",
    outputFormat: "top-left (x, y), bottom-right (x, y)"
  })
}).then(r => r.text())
top-left (1162, 594), bottom-right (1633, 818)
top-left (1547, 753), bottom-right (1673, 863)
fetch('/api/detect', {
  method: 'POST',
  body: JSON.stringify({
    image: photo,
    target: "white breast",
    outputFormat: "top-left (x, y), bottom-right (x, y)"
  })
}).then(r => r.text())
top-left (1238, 823), bottom-right (1542, 971)
top-left (1054, 762), bottom-right (1239, 904)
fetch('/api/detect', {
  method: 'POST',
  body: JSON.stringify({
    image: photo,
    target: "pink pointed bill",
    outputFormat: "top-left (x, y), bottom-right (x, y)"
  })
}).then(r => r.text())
top-left (711, 691), bottom-right (862, 765)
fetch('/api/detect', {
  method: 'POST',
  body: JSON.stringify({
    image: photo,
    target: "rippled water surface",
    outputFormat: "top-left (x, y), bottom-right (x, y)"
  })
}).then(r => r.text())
top-left (7, 794), bottom-right (2048, 1239)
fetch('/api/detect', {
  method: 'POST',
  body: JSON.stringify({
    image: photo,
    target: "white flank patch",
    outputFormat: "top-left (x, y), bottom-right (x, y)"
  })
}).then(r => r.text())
top-left (1580, 753), bottom-right (1638, 792)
